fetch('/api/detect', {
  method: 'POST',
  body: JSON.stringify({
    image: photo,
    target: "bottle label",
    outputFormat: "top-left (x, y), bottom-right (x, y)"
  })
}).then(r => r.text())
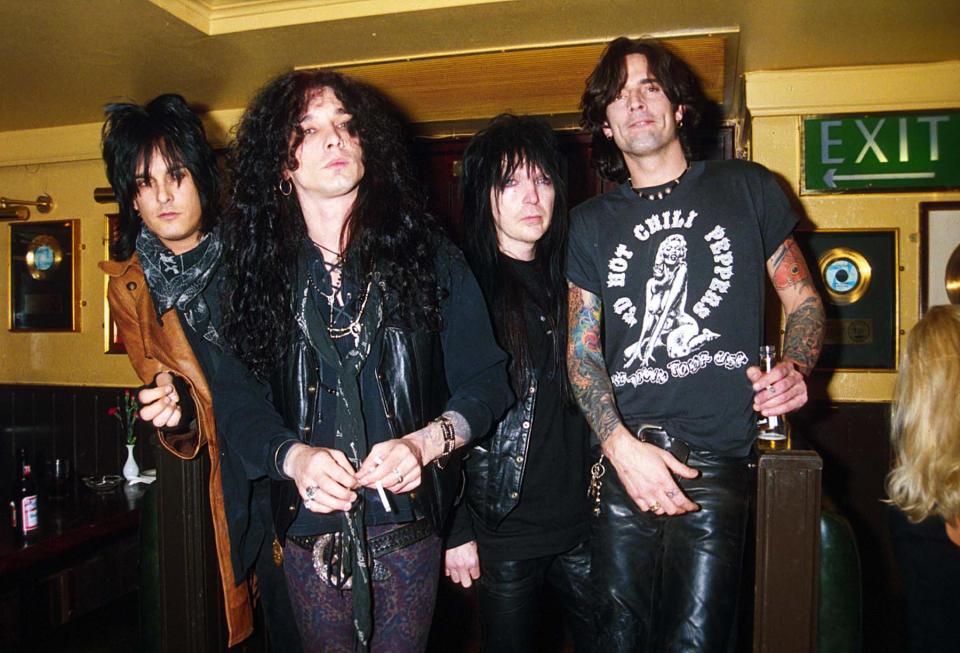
top-left (21, 495), bottom-right (38, 531)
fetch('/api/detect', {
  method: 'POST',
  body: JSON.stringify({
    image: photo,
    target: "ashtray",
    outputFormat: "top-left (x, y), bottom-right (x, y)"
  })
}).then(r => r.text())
top-left (82, 474), bottom-right (123, 493)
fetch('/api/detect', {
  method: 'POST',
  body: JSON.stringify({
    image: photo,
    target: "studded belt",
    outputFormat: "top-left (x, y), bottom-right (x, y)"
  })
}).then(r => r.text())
top-left (286, 518), bottom-right (433, 559)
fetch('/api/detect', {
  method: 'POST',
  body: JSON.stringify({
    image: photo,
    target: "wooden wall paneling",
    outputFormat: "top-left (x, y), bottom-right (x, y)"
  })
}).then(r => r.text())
top-left (0, 384), bottom-right (158, 493)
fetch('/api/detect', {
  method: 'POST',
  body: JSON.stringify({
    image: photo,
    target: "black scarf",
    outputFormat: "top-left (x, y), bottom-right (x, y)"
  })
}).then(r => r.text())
top-left (297, 256), bottom-right (383, 651)
top-left (136, 225), bottom-right (222, 347)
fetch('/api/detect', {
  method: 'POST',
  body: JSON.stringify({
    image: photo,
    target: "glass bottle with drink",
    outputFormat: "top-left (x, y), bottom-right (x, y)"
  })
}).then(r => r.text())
top-left (757, 345), bottom-right (787, 442)
top-left (10, 447), bottom-right (40, 541)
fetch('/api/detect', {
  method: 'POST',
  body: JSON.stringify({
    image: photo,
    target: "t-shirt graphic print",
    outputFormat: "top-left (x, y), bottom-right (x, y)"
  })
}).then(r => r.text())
top-left (566, 160), bottom-right (797, 456)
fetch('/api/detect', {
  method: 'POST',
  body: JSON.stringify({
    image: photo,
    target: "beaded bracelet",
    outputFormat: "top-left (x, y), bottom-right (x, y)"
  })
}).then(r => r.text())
top-left (431, 415), bottom-right (456, 468)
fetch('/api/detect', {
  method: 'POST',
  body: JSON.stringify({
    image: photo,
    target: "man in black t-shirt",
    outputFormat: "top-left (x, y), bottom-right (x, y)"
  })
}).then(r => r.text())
top-left (567, 38), bottom-right (825, 651)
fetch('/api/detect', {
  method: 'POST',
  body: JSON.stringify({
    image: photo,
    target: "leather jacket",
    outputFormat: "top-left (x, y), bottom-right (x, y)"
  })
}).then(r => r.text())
top-left (99, 255), bottom-right (253, 647)
top-left (269, 324), bottom-right (451, 540)
top-left (462, 378), bottom-right (537, 528)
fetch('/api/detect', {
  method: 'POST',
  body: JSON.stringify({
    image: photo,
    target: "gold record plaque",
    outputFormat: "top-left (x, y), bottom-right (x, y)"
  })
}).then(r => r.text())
top-left (25, 234), bottom-right (64, 280)
top-left (818, 247), bottom-right (872, 305)
top-left (946, 243), bottom-right (960, 304)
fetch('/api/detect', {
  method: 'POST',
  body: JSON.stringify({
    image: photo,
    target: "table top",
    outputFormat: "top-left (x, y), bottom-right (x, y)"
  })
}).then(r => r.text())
top-left (0, 479), bottom-right (147, 580)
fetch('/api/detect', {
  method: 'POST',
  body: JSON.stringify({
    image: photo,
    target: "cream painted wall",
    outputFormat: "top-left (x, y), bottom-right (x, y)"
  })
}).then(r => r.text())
top-left (0, 155), bottom-right (139, 387)
top-left (0, 111), bottom-right (240, 387)
top-left (746, 61), bottom-right (960, 402)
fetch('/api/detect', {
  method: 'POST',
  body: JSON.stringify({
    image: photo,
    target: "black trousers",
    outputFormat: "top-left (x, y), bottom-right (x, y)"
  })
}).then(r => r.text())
top-left (477, 540), bottom-right (594, 653)
top-left (591, 449), bottom-right (752, 653)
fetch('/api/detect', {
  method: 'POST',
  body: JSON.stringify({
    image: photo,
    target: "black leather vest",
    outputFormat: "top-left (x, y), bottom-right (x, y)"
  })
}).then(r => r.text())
top-left (269, 324), bottom-right (450, 540)
top-left (462, 377), bottom-right (537, 528)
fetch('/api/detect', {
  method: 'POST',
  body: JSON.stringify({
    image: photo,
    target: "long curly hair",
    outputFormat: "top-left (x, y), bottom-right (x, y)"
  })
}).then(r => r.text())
top-left (221, 70), bottom-right (442, 377)
top-left (580, 37), bottom-right (704, 183)
top-left (101, 94), bottom-right (220, 261)
top-left (460, 114), bottom-right (570, 401)
top-left (886, 304), bottom-right (960, 524)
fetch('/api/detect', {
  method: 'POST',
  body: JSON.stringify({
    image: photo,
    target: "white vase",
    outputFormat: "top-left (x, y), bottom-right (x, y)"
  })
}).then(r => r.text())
top-left (122, 443), bottom-right (140, 481)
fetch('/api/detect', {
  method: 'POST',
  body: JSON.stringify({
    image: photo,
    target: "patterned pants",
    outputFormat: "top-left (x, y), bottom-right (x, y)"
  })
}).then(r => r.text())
top-left (283, 524), bottom-right (441, 653)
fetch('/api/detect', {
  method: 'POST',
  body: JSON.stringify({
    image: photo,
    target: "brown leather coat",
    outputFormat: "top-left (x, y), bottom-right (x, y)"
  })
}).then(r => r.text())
top-left (99, 254), bottom-right (253, 646)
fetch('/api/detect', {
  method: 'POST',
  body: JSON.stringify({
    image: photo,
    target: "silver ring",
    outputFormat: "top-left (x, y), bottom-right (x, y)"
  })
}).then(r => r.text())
top-left (392, 467), bottom-right (403, 484)
top-left (665, 489), bottom-right (678, 499)
top-left (305, 486), bottom-right (319, 501)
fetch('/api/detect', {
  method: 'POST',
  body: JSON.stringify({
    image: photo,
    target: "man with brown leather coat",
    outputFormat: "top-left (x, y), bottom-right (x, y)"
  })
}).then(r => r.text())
top-left (98, 94), bottom-right (301, 651)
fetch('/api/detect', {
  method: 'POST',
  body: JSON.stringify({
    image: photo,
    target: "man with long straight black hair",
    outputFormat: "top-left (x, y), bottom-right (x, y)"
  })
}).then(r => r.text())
top-left (444, 114), bottom-right (594, 652)
top-left (567, 38), bottom-right (825, 651)
top-left (99, 93), bottom-right (301, 652)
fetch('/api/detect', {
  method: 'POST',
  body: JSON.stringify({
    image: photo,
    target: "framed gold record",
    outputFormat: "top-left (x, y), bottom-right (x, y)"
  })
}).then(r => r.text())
top-left (796, 229), bottom-right (897, 371)
top-left (946, 243), bottom-right (960, 304)
top-left (9, 220), bottom-right (80, 331)
top-left (920, 202), bottom-right (960, 314)
top-left (818, 247), bottom-right (872, 305)
top-left (25, 234), bottom-right (64, 280)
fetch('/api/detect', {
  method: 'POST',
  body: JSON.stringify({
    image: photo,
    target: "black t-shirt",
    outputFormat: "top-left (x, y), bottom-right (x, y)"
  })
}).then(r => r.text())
top-left (473, 257), bottom-right (591, 560)
top-left (566, 160), bottom-right (797, 456)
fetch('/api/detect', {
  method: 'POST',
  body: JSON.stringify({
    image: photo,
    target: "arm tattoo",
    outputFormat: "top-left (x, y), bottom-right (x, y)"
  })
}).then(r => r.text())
top-left (567, 284), bottom-right (623, 442)
top-left (769, 237), bottom-right (825, 376)
top-left (783, 296), bottom-right (825, 376)
top-left (770, 238), bottom-right (814, 293)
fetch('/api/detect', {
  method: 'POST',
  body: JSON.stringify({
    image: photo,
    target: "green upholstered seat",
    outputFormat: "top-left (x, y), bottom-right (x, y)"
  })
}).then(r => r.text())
top-left (818, 511), bottom-right (862, 653)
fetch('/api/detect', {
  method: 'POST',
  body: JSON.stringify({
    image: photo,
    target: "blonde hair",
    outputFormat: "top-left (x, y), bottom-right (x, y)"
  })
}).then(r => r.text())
top-left (886, 304), bottom-right (960, 523)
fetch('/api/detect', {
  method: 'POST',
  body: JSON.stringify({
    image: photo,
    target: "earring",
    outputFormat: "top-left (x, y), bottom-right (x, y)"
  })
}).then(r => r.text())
top-left (278, 179), bottom-right (293, 196)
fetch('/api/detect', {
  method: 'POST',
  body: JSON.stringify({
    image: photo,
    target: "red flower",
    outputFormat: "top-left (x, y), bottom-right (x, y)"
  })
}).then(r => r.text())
top-left (107, 407), bottom-right (119, 417)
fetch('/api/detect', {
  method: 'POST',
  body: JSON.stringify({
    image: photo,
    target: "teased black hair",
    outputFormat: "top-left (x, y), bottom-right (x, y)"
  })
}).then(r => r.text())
top-left (101, 93), bottom-right (219, 260)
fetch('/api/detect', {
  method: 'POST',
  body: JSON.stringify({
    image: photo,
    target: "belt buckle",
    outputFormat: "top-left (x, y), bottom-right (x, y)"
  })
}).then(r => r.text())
top-left (637, 424), bottom-right (690, 465)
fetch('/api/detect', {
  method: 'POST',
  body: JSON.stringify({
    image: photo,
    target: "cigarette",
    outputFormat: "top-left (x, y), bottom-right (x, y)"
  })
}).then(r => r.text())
top-left (375, 480), bottom-right (392, 512)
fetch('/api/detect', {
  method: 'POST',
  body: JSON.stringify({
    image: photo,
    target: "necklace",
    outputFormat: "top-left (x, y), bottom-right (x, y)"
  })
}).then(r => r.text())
top-left (326, 281), bottom-right (371, 341)
top-left (305, 270), bottom-right (372, 343)
top-left (311, 240), bottom-right (342, 260)
top-left (630, 164), bottom-right (690, 201)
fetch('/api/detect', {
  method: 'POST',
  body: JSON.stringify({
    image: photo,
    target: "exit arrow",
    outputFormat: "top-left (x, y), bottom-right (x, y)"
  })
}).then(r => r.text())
top-left (823, 168), bottom-right (936, 188)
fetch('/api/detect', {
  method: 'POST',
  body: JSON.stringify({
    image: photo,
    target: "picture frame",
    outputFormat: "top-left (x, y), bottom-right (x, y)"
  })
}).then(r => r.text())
top-left (794, 228), bottom-right (899, 371)
top-left (9, 220), bottom-right (80, 331)
top-left (104, 213), bottom-right (126, 354)
top-left (919, 201), bottom-right (960, 315)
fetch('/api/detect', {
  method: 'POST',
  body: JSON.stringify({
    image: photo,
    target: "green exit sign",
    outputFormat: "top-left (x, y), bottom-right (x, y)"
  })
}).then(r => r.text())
top-left (803, 111), bottom-right (960, 193)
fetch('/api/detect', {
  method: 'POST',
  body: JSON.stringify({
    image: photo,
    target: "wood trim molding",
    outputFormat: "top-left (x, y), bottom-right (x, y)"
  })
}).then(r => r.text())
top-left (746, 61), bottom-right (960, 117)
top-left (149, 0), bottom-right (515, 35)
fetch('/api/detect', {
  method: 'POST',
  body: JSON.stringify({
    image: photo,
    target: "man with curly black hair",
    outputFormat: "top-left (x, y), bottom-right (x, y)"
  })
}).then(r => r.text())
top-left (98, 94), bottom-right (301, 651)
top-left (567, 38), bottom-right (825, 651)
top-left (215, 70), bottom-right (512, 652)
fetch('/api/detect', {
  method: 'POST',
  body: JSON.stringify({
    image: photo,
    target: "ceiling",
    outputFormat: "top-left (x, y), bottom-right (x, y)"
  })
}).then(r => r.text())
top-left (1, 0), bottom-right (958, 133)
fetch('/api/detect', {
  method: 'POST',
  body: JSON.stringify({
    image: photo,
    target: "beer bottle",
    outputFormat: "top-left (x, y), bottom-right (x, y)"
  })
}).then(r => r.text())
top-left (10, 448), bottom-right (39, 540)
top-left (757, 345), bottom-right (787, 442)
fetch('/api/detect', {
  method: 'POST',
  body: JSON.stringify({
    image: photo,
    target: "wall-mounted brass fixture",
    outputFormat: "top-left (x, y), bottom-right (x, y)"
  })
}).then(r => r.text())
top-left (0, 194), bottom-right (54, 221)
top-left (93, 187), bottom-right (117, 204)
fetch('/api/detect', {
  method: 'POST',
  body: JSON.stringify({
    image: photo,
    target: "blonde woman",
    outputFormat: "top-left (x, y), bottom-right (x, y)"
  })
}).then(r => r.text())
top-left (886, 304), bottom-right (960, 653)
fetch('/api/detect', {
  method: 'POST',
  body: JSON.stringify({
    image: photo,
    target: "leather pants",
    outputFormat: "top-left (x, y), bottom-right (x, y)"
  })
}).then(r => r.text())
top-left (478, 541), bottom-right (595, 653)
top-left (591, 448), bottom-right (752, 653)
